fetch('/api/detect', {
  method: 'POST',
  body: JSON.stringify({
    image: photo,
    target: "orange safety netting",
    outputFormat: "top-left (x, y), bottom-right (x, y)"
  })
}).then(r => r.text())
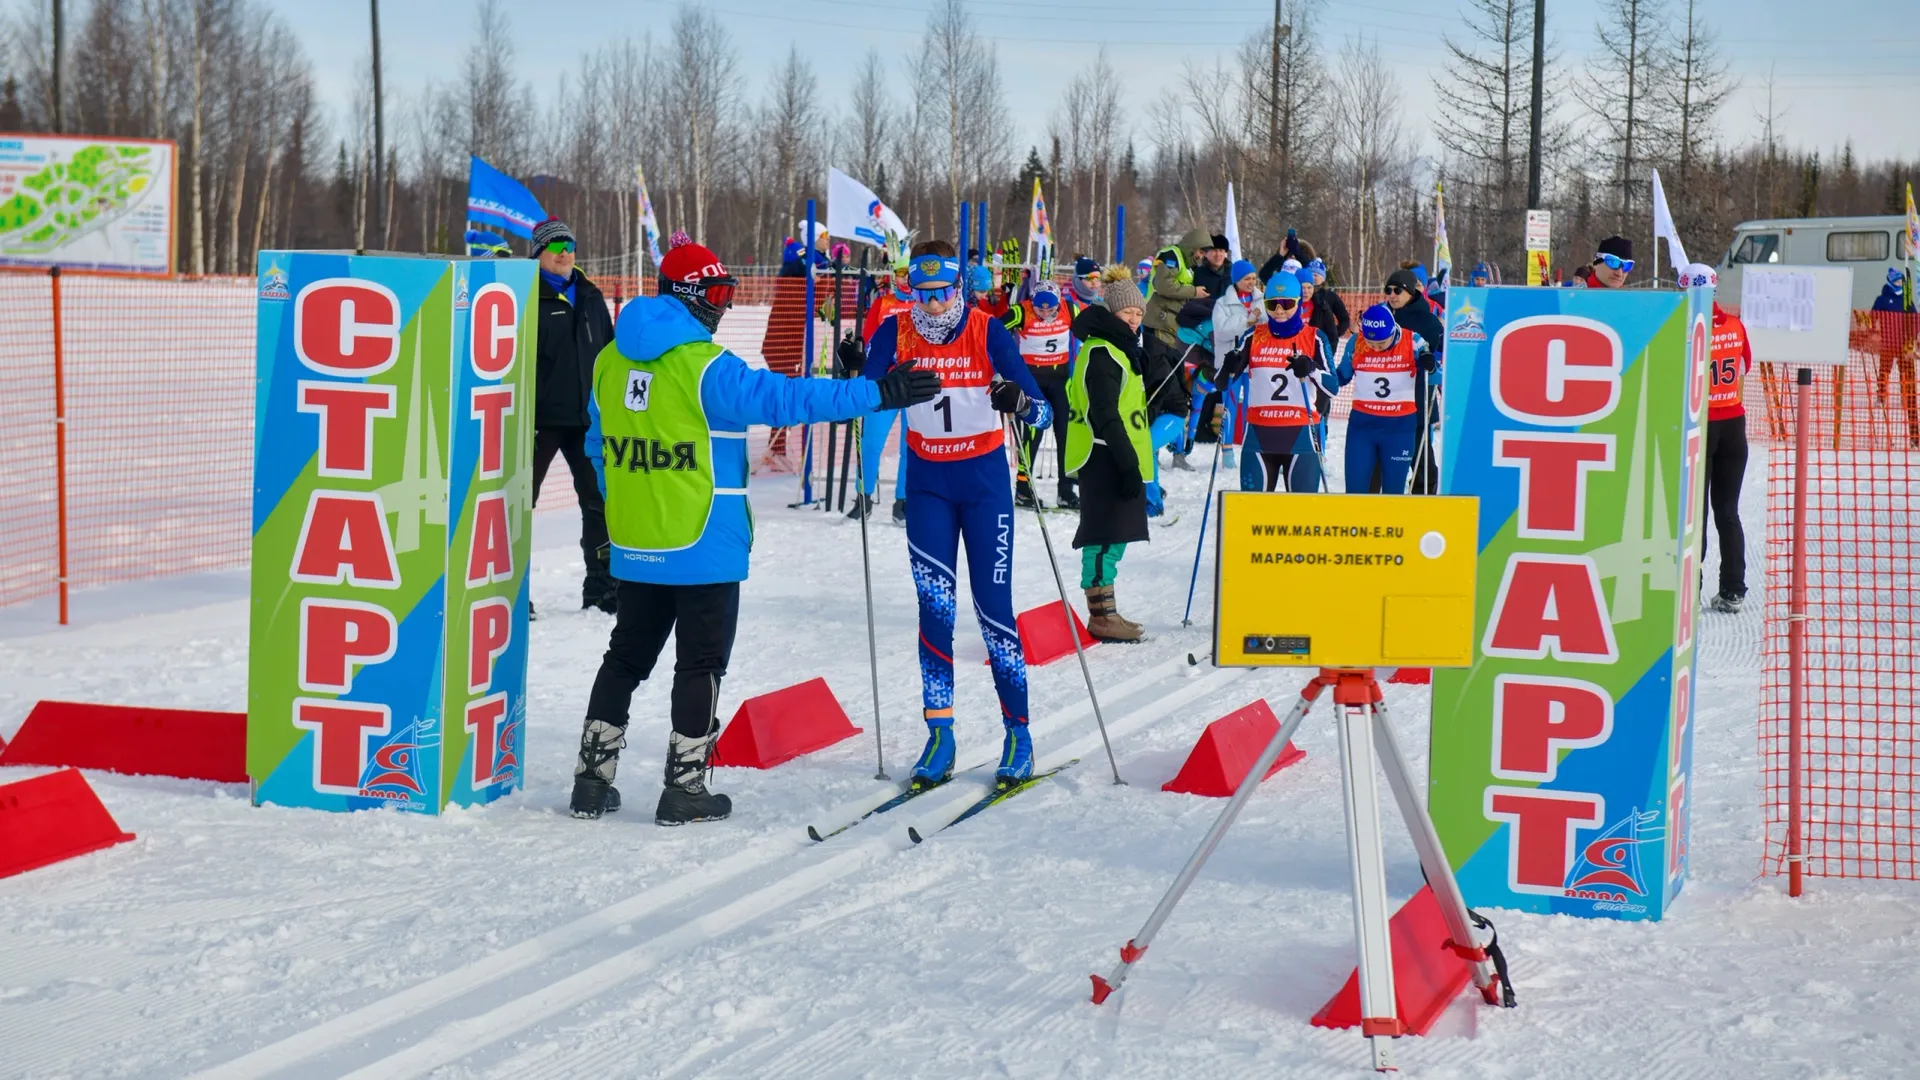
top-left (1759, 311), bottom-right (1920, 883)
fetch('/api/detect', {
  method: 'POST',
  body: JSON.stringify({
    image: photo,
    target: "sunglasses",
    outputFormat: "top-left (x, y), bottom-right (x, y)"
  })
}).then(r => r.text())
top-left (1596, 253), bottom-right (1634, 273)
top-left (1383, 285), bottom-right (1408, 295)
top-left (544, 240), bottom-right (575, 255)
top-left (1264, 298), bottom-right (1299, 311)
top-left (914, 285), bottom-right (958, 303)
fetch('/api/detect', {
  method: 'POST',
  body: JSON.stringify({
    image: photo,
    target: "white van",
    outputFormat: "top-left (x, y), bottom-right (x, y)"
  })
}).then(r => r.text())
top-left (1717, 215), bottom-right (1912, 310)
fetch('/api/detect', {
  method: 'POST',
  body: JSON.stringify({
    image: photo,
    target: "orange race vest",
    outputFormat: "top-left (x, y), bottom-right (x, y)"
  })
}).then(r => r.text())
top-left (1246, 323), bottom-right (1323, 427)
top-left (1708, 313), bottom-right (1750, 420)
top-left (896, 308), bottom-right (1005, 461)
top-left (1348, 333), bottom-right (1419, 417)
top-left (1016, 301), bottom-right (1074, 366)
top-left (863, 293), bottom-right (915, 344)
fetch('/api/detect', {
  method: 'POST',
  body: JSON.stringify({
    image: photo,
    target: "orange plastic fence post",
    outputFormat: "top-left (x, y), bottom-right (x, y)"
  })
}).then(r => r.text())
top-left (50, 265), bottom-right (68, 626)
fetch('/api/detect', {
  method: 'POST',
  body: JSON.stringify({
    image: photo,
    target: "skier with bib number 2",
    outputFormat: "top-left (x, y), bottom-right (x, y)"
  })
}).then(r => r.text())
top-left (1334, 303), bottom-right (1435, 494)
top-left (570, 234), bottom-right (939, 826)
top-left (1220, 272), bottom-right (1338, 492)
top-left (860, 240), bottom-right (1054, 793)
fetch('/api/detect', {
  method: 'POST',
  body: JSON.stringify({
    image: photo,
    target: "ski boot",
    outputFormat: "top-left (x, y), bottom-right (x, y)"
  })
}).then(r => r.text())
top-left (529, 599), bottom-right (539, 622)
top-left (995, 723), bottom-right (1034, 789)
top-left (891, 498), bottom-right (908, 525)
top-left (656, 727), bottom-right (731, 825)
top-left (1085, 586), bottom-right (1144, 643)
top-left (846, 493), bottom-right (875, 520)
top-left (1169, 452), bottom-right (1196, 472)
top-left (1144, 480), bottom-right (1165, 519)
top-left (1222, 446), bottom-right (1237, 470)
top-left (909, 719), bottom-right (956, 791)
top-left (1015, 478), bottom-right (1039, 510)
top-left (1055, 482), bottom-right (1081, 511)
top-left (1709, 591), bottom-right (1745, 614)
top-left (569, 718), bottom-right (626, 819)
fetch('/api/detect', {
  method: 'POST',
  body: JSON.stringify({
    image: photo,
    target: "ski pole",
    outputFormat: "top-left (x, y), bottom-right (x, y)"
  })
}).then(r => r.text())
top-left (1014, 424), bottom-right (1124, 787)
top-left (1091, 672), bottom-right (1330, 1004)
top-left (1180, 439), bottom-right (1224, 627)
top-left (851, 414), bottom-right (888, 781)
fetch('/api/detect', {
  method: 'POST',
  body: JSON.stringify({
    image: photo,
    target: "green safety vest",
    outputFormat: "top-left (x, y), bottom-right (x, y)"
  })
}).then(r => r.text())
top-left (1064, 337), bottom-right (1153, 478)
top-left (1159, 246), bottom-right (1194, 287)
top-left (591, 340), bottom-right (720, 552)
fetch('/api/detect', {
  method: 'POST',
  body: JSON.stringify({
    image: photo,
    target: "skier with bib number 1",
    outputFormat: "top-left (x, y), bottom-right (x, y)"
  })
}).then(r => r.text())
top-left (859, 240), bottom-right (1054, 793)
top-left (1334, 303), bottom-right (1436, 494)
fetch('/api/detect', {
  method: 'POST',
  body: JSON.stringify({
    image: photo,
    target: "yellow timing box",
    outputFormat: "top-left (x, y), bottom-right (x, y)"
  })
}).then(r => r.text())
top-left (1213, 493), bottom-right (1479, 669)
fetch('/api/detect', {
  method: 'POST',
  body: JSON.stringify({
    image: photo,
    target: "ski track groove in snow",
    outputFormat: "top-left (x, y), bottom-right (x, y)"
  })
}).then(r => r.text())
top-left (8, 441), bottom-right (1920, 1078)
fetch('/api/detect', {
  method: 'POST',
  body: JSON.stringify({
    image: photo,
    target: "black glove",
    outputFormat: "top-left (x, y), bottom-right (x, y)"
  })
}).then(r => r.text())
top-left (1288, 354), bottom-right (1316, 378)
top-left (1114, 467), bottom-right (1144, 501)
top-left (990, 380), bottom-right (1031, 416)
top-left (835, 334), bottom-right (865, 376)
top-left (1220, 346), bottom-right (1250, 379)
top-left (875, 358), bottom-right (941, 411)
top-left (1418, 351), bottom-right (1438, 373)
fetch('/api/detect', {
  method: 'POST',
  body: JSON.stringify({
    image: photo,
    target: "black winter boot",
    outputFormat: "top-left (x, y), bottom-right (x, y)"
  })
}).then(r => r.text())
top-left (569, 719), bottom-right (625, 819)
top-left (656, 728), bottom-right (732, 825)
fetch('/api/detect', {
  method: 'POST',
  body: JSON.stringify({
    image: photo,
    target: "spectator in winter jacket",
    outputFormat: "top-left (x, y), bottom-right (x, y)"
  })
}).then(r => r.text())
top-left (1384, 266), bottom-right (1445, 493)
top-left (530, 217), bottom-right (618, 615)
top-left (1301, 260), bottom-right (1351, 344)
top-left (779, 221), bottom-right (831, 277)
top-left (1573, 236), bottom-right (1634, 289)
top-left (1874, 267), bottom-right (1914, 313)
top-left (1071, 256), bottom-right (1105, 307)
top-left (1066, 270), bottom-right (1155, 642)
top-left (1145, 227), bottom-right (1214, 354)
top-left (1258, 228), bottom-right (1311, 284)
top-left (1191, 233), bottom-right (1235, 300)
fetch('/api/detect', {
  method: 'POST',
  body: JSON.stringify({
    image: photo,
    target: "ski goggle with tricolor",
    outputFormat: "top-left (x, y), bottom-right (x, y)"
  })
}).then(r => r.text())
top-left (668, 275), bottom-right (738, 308)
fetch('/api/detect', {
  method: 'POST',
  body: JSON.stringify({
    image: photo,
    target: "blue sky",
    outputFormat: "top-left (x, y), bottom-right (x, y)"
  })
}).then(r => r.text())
top-left (279, 0), bottom-right (1918, 165)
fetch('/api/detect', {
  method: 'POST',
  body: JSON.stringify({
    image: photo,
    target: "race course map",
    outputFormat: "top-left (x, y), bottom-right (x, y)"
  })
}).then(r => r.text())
top-left (0, 135), bottom-right (174, 273)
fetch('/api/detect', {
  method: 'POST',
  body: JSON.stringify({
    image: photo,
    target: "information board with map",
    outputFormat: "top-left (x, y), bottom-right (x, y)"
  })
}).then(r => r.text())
top-left (0, 133), bottom-right (176, 275)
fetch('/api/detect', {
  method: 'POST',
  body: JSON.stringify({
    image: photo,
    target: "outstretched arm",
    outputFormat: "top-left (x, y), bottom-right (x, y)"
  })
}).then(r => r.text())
top-left (706, 350), bottom-right (881, 429)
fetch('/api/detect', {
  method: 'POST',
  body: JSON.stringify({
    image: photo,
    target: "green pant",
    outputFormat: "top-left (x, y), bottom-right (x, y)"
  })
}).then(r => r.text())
top-left (1080, 543), bottom-right (1127, 588)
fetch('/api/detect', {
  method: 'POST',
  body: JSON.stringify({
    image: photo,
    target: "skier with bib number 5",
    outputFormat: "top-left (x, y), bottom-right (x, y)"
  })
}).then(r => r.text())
top-left (860, 240), bottom-right (1054, 793)
top-left (570, 233), bottom-right (940, 826)
top-left (1335, 303), bottom-right (1435, 494)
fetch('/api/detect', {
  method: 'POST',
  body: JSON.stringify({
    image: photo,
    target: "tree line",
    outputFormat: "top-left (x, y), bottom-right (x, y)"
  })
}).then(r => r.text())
top-left (1, 0), bottom-right (1911, 286)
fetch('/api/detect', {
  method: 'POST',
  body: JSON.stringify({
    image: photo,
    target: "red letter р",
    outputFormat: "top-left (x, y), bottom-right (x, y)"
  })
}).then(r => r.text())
top-left (1492, 675), bottom-right (1614, 782)
top-left (299, 598), bottom-right (397, 693)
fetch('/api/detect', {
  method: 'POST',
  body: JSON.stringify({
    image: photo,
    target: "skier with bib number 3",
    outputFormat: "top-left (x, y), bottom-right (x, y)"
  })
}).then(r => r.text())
top-left (861, 240), bottom-right (1054, 793)
top-left (570, 233), bottom-right (940, 826)
top-left (1335, 303), bottom-right (1435, 494)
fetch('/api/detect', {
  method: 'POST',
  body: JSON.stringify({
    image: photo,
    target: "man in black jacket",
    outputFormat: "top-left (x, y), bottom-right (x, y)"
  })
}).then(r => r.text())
top-left (531, 217), bottom-right (618, 613)
top-left (1190, 233), bottom-right (1235, 300)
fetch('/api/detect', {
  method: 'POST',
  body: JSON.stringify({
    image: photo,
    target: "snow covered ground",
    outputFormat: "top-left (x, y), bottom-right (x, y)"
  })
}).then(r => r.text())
top-left (4, 439), bottom-right (1918, 1080)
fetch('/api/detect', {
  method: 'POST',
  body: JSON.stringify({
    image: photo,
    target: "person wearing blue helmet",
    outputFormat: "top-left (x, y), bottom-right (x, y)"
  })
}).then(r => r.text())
top-left (861, 240), bottom-right (1054, 792)
top-left (1469, 262), bottom-right (1494, 286)
top-left (1335, 303), bottom-right (1436, 494)
top-left (968, 263), bottom-right (1011, 319)
top-left (1219, 272), bottom-right (1338, 492)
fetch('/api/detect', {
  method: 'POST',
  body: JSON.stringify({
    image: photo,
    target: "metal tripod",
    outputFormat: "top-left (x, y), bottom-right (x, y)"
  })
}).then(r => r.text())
top-left (1090, 668), bottom-right (1509, 1074)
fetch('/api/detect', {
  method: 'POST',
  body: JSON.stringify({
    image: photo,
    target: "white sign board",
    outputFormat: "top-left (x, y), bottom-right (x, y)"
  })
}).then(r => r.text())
top-left (1740, 265), bottom-right (1853, 367)
top-left (0, 134), bottom-right (177, 275)
top-left (1525, 210), bottom-right (1551, 252)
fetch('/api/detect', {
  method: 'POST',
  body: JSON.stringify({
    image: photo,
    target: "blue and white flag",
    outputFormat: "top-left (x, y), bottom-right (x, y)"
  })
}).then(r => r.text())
top-left (467, 156), bottom-right (545, 239)
top-left (826, 166), bottom-right (910, 249)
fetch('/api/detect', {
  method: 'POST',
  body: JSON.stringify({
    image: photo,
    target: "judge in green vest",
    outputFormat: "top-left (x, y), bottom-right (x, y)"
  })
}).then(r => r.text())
top-left (1064, 266), bottom-right (1157, 642)
top-left (574, 232), bottom-right (939, 826)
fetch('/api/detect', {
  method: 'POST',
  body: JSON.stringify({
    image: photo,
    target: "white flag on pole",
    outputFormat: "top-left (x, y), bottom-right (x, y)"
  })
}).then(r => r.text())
top-left (1224, 182), bottom-right (1242, 262)
top-left (827, 166), bottom-right (910, 249)
top-left (1651, 168), bottom-right (1689, 279)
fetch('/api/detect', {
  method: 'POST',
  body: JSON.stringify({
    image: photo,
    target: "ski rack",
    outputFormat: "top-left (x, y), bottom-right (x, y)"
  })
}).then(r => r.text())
top-left (1089, 667), bottom-right (1514, 1074)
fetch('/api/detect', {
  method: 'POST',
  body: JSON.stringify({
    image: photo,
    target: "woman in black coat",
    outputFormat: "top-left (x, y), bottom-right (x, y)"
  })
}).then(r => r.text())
top-left (1068, 274), bottom-right (1155, 642)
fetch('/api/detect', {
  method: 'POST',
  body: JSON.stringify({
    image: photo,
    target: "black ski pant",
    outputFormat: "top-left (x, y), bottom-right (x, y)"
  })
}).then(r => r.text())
top-left (1701, 415), bottom-right (1749, 598)
top-left (586, 581), bottom-right (741, 738)
top-left (533, 425), bottom-right (611, 584)
top-left (1018, 365), bottom-right (1074, 497)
